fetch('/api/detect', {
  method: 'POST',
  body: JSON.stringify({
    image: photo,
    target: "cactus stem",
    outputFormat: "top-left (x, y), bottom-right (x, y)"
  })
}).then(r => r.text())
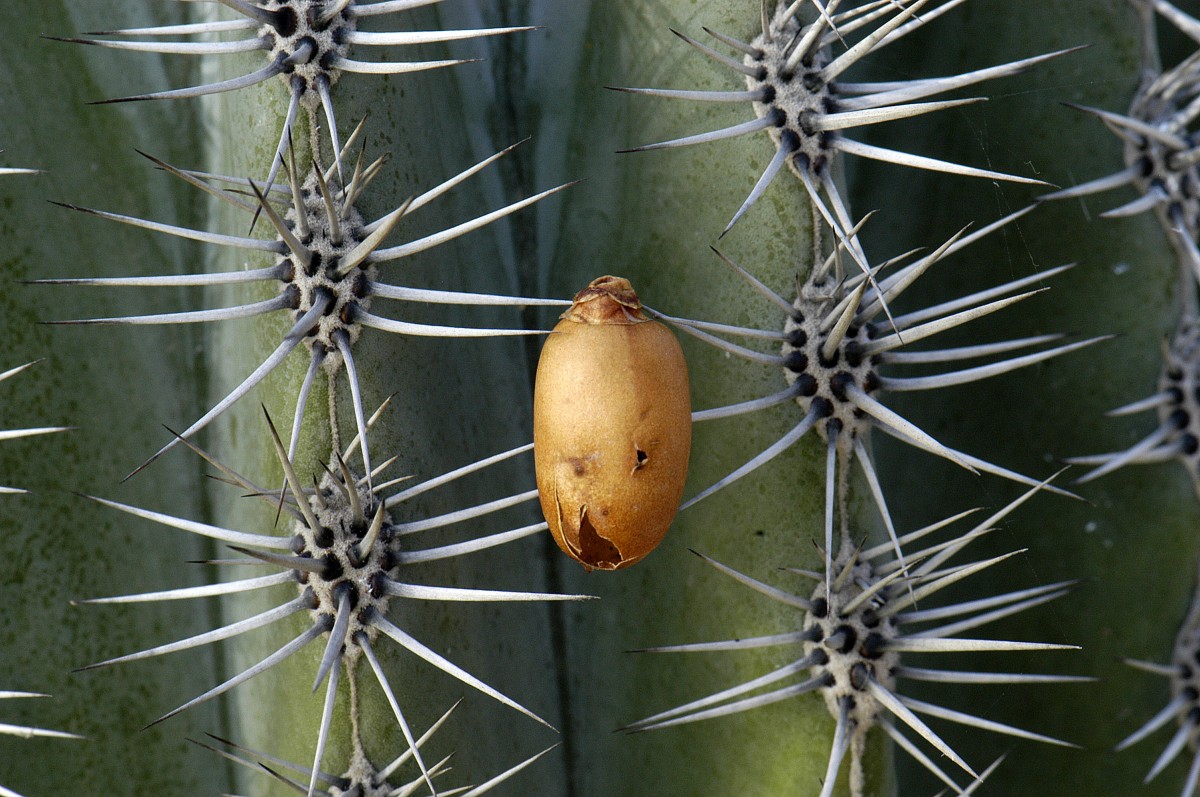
top-left (628, 484), bottom-right (1082, 797)
top-left (60, 0), bottom-right (534, 178)
top-left (615, 0), bottom-right (1066, 252)
top-left (671, 217), bottom-right (1088, 568)
top-left (41, 147), bottom-right (569, 477)
top-left (78, 410), bottom-right (585, 775)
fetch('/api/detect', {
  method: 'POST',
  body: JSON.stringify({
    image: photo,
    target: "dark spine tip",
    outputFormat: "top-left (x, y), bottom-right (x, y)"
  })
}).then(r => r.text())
top-left (830, 372), bottom-right (854, 401)
top-left (794, 373), bottom-right (818, 397)
top-left (783, 350), bottom-right (809, 373)
top-left (861, 632), bottom-right (886, 659)
top-left (810, 396), bottom-right (834, 419)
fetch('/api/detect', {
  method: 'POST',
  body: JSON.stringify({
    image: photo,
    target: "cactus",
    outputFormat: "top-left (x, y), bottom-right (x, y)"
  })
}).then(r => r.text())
top-left (2, 1), bottom-right (1199, 796)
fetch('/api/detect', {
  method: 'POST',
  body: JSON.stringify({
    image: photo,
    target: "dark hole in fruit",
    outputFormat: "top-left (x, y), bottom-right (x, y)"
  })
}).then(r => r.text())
top-left (634, 446), bottom-right (648, 470)
top-left (576, 507), bottom-right (623, 570)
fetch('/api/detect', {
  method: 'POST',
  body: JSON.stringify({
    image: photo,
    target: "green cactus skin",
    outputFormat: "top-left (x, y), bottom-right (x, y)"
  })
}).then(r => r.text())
top-left (854, 2), bottom-right (1200, 796)
top-left (544, 2), bottom-right (886, 795)
top-left (0, 3), bottom-right (232, 796)
top-left (197, 2), bottom-right (572, 794)
top-left (2, 2), bottom-right (1200, 797)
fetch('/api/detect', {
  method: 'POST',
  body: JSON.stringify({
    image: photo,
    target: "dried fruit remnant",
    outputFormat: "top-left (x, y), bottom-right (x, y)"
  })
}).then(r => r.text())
top-left (534, 276), bottom-right (691, 571)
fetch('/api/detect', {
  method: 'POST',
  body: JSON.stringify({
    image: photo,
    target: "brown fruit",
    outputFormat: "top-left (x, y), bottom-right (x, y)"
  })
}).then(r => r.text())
top-left (533, 276), bottom-right (691, 571)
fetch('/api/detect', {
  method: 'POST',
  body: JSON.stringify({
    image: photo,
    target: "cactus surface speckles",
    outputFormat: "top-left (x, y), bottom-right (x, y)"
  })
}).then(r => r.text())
top-left (0, 361), bottom-right (68, 495)
top-left (0, 692), bottom-right (82, 797)
top-left (0, 350), bottom-right (77, 797)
